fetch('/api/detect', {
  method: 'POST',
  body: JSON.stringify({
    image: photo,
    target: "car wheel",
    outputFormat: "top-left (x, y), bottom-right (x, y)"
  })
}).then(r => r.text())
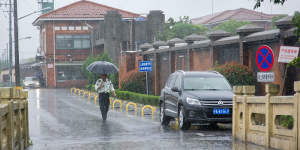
top-left (178, 106), bottom-right (191, 130)
top-left (160, 102), bottom-right (171, 126)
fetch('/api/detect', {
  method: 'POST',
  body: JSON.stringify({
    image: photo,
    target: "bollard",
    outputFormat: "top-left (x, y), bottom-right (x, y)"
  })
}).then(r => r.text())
top-left (141, 105), bottom-right (156, 118)
top-left (94, 95), bottom-right (98, 105)
top-left (126, 102), bottom-right (137, 112)
top-left (88, 92), bottom-right (91, 101)
top-left (112, 100), bottom-right (122, 110)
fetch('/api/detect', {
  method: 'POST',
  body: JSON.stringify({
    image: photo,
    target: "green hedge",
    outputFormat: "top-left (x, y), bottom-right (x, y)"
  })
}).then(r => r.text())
top-left (115, 90), bottom-right (160, 106)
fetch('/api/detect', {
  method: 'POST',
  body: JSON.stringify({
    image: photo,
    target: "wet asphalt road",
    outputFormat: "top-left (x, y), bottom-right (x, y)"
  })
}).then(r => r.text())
top-left (26, 88), bottom-right (235, 150)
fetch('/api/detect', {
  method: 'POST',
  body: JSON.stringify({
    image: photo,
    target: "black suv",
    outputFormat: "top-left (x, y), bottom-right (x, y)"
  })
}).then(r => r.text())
top-left (160, 71), bottom-right (233, 129)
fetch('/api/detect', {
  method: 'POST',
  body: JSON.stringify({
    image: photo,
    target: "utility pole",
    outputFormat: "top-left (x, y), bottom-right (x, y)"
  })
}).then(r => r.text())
top-left (9, 0), bottom-right (13, 86)
top-left (13, 0), bottom-right (20, 86)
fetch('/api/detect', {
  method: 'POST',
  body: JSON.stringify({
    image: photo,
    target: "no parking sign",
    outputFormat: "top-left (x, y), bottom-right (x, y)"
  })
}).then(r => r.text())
top-left (256, 45), bottom-right (275, 82)
top-left (256, 45), bottom-right (274, 72)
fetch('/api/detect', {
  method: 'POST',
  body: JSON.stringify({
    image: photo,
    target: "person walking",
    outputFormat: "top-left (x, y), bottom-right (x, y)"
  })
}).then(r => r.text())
top-left (95, 74), bottom-right (116, 121)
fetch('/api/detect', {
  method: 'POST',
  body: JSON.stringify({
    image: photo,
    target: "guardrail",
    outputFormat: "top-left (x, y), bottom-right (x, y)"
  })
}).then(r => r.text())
top-left (0, 87), bottom-right (30, 150)
top-left (233, 81), bottom-right (300, 150)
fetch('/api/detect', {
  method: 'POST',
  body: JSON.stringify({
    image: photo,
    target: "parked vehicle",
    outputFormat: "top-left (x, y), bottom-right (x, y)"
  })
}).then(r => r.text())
top-left (23, 77), bottom-right (40, 88)
top-left (160, 71), bottom-right (233, 130)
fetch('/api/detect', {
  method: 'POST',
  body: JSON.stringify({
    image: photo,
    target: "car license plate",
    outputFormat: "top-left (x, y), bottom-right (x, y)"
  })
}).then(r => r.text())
top-left (213, 108), bottom-right (230, 115)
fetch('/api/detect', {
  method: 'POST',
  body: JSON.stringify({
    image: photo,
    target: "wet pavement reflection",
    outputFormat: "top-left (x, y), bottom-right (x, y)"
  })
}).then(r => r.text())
top-left (26, 89), bottom-right (271, 150)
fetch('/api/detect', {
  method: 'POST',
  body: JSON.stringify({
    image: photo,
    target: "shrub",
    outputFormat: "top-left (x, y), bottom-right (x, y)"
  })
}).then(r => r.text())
top-left (288, 57), bottom-right (300, 68)
top-left (120, 72), bottom-right (146, 94)
top-left (115, 90), bottom-right (160, 106)
top-left (280, 116), bottom-right (294, 129)
top-left (82, 53), bottom-right (118, 90)
top-left (213, 62), bottom-right (256, 86)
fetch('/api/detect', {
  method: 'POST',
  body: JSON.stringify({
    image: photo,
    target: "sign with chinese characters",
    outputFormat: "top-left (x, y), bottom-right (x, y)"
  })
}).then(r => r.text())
top-left (257, 72), bottom-right (275, 83)
top-left (139, 61), bottom-right (152, 72)
top-left (278, 46), bottom-right (299, 63)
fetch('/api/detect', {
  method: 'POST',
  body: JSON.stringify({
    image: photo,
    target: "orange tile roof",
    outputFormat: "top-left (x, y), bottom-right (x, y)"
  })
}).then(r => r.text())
top-left (34, 0), bottom-right (140, 25)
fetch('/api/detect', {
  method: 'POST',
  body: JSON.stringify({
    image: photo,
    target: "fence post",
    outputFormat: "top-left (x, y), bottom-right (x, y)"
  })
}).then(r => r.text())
top-left (7, 101), bottom-right (14, 150)
top-left (242, 85), bottom-right (255, 142)
top-left (233, 86), bottom-right (243, 139)
top-left (265, 84), bottom-right (279, 148)
top-left (0, 88), bottom-right (13, 150)
top-left (294, 81), bottom-right (300, 150)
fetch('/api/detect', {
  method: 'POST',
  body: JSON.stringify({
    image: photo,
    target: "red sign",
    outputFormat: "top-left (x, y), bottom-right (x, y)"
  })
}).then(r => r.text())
top-left (256, 45), bottom-right (274, 72)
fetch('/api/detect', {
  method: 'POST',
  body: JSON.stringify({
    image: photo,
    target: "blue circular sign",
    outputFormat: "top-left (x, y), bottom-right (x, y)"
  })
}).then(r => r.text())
top-left (256, 45), bottom-right (274, 72)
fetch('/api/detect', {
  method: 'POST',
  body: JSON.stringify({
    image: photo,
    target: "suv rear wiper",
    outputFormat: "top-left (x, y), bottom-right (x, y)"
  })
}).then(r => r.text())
top-left (205, 89), bottom-right (219, 90)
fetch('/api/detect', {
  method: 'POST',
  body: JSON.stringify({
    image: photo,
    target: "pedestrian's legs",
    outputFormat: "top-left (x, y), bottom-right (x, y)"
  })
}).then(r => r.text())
top-left (104, 93), bottom-right (110, 114)
top-left (99, 93), bottom-right (107, 120)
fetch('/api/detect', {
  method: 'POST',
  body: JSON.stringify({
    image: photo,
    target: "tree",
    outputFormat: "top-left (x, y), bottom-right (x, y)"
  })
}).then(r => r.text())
top-left (171, 23), bottom-right (208, 39)
top-left (254, 0), bottom-right (286, 9)
top-left (178, 16), bottom-right (192, 24)
top-left (82, 53), bottom-right (118, 90)
top-left (157, 17), bottom-right (208, 41)
top-left (292, 11), bottom-right (300, 37)
top-left (213, 20), bottom-right (250, 35)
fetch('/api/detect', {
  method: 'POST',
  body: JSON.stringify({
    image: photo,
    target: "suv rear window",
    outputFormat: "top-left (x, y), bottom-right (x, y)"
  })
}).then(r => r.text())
top-left (183, 76), bottom-right (231, 90)
top-left (166, 74), bottom-right (176, 88)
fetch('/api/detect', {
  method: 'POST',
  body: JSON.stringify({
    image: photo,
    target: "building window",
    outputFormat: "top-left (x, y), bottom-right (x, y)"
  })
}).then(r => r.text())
top-left (56, 65), bottom-right (85, 81)
top-left (69, 26), bottom-right (75, 30)
top-left (54, 26), bottom-right (60, 30)
top-left (61, 26), bottom-right (67, 30)
top-left (56, 34), bottom-right (90, 49)
top-left (82, 26), bottom-right (88, 30)
top-left (75, 26), bottom-right (81, 30)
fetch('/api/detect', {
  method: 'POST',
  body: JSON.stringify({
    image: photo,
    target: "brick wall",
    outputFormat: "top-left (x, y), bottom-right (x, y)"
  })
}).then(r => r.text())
top-left (56, 80), bottom-right (87, 88)
top-left (46, 67), bottom-right (55, 88)
top-left (190, 48), bottom-right (211, 71)
top-left (118, 53), bottom-right (142, 88)
top-left (139, 30), bottom-right (299, 96)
